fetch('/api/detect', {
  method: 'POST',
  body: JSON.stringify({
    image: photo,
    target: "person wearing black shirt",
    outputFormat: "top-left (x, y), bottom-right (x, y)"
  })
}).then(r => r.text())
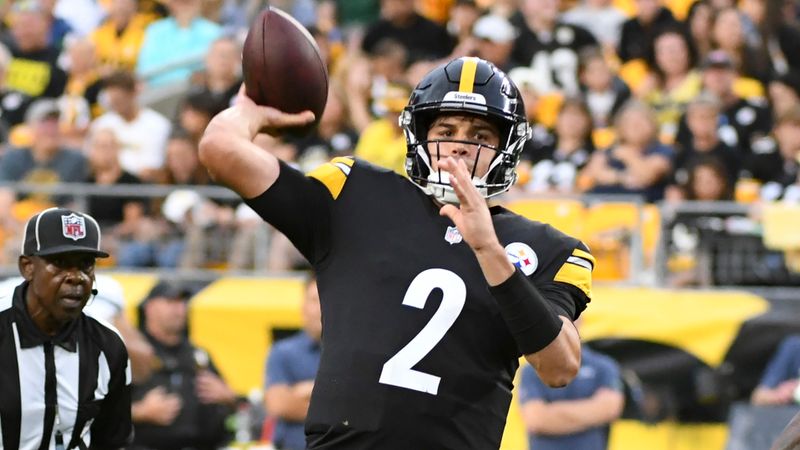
top-left (199, 57), bottom-right (592, 449)
top-left (361, 0), bottom-right (454, 64)
top-left (509, 0), bottom-right (598, 95)
top-left (0, 1), bottom-right (67, 126)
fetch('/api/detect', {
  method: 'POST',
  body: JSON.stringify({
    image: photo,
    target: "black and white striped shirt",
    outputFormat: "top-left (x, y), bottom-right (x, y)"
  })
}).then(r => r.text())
top-left (0, 281), bottom-right (132, 450)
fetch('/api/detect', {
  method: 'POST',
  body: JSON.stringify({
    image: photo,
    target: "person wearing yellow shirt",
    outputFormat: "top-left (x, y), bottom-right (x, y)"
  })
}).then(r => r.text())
top-left (90, 0), bottom-right (155, 74)
top-left (354, 83), bottom-right (410, 176)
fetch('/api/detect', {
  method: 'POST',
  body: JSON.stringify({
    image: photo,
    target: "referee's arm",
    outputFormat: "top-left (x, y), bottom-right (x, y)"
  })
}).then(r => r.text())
top-left (89, 352), bottom-right (133, 449)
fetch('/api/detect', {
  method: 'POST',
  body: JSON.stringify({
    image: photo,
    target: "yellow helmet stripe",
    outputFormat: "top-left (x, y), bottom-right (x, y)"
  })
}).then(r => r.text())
top-left (458, 58), bottom-right (478, 93)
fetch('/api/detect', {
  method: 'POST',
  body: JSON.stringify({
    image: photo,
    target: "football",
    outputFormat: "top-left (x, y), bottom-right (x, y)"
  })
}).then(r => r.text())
top-left (242, 7), bottom-right (328, 136)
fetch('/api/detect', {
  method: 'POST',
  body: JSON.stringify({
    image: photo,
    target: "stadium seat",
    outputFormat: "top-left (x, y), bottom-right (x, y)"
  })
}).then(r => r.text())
top-left (762, 203), bottom-right (800, 250)
top-left (503, 198), bottom-right (586, 238)
top-left (584, 202), bottom-right (660, 281)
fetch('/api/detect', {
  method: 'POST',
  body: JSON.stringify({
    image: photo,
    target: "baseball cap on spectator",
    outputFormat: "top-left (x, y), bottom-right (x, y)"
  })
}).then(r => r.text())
top-left (25, 99), bottom-right (61, 125)
top-left (143, 280), bottom-right (194, 303)
top-left (21, 208), bottom-right (109, 257)
top-left (472, 15), bottom-right (516, 43)
top-left (701, 50), bottom-right (735, 70)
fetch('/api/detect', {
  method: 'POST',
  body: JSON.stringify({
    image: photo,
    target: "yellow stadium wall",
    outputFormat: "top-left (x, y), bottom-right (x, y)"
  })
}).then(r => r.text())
top-left (110, 274), bottom-right (765, 450)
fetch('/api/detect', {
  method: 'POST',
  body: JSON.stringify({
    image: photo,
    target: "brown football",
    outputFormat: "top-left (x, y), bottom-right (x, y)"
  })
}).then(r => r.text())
top-left (242, 7), bottom-right (328, 136)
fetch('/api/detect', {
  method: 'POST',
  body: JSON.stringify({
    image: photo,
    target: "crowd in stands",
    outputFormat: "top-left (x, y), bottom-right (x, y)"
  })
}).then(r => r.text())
top-left (0, 0), bottom-right (797, 273)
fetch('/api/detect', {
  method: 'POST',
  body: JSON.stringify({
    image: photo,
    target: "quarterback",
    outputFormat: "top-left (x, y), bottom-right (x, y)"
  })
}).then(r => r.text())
top-left (199, 57), bottom-right (594, 449)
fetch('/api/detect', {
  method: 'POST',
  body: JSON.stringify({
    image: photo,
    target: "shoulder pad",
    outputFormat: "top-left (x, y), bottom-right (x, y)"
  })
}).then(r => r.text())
top-left (307, 157), bottom-right (355, 200)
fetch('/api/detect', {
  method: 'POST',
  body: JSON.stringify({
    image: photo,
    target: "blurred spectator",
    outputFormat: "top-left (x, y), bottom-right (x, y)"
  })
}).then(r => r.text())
top-left (509, 0), bottom-right (597, 95)
top-left (640, 26), bottom-right (701, 142)
top-left (666, 154), bottom-right (734, 202)
top-left (471, 14), bottom-right (516, 71)
top-left (361, 0), bottom-right (454, 65)
top-left (519, 343), bottom-right (625, 450)
top-left (675, 50), bottom-right (773, 156)
top-left (711, 7), bottom-right (771, 83)
top-left (163, 128), bottom-right (211, 185)
top-left (311, 2), bottom-right (348, 71)
top-left (742, 0), bottom-right (800, 78)
top-left (54, 0), bottom-right (106, 37)
top-left (131, 281), bottom-right (236, 450)
top-left (60, 38), bottom-right (104, 148)
top-left (189, 35), bottom-right (242, 111)
top-left (562, 0), bottom-right (626, 51)
top-left (0, 99), bottom-right (88, 190)
top-left (90, 0), bottom-right (155, 74)
top-left (0, 43), bottom-right (12, 144)
top-left (136, 0), bottom-right (222, 87)
top-left (751, 105), bottom-right (800, 201)
top-left (162, 130), bottom-right (240, 268)
top-left (617, 0), bottom-right (679, 63)
top-left (578, 47), bottom-right (631, 130)
top-left (580, 100), bottom-right (675, 202)
top-left (752, 335), bottom-right (800, 406)
top-left (354, 82), bottom-right (410, 175)
top-left (176, 91), bottom-right (223, 145)
top-left (288, 82), bottom-right (358, 172)
top-left (91, 70), bottom-right (172, 182)
top-left (263, 275), bottom-right (322, 450)
top-left (769, 71), bottom-right (800, 118)
top-left (342, 40), bottom-right (407, 132)
top-left (684, 0), bottom-right (714, 64)
top-left (37, 0), bottom-right (73, 49)
top-left (0, 0), bottom-right (67, 126)
top-left (672, 93), bottom-right (740, 186)
top-left (446, 0), bottom-right (482, 44)
top-left (84, 127), bottom-right (146, 232)
top-left (520, 97), bottom-right (595, 194)
top-left (333, 0), bottom-right (380, 28)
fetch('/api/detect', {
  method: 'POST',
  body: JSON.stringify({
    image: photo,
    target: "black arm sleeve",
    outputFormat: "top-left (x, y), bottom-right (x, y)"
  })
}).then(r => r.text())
top-left (244, 160), bottom-right (333, 265)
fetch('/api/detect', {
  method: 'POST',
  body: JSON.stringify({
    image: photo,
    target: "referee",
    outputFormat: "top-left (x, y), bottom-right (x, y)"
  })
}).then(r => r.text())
top-left (0, 208), bottom-right (132, 449)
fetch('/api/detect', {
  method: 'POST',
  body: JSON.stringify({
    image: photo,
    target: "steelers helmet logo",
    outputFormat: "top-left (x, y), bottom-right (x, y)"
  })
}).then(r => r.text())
top-left (504, 242), bottom-right (538, 276)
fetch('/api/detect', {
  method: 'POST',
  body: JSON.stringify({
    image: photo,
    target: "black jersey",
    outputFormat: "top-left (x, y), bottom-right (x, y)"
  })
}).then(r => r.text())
top-left (509, 14), bottom-right (598, 95)
top-left (246, 158), bottom-right (593, 450)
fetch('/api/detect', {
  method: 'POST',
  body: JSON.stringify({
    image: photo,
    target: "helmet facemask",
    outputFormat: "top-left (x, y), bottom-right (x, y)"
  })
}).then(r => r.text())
top-left (402, 109), bottom-right (531, 205)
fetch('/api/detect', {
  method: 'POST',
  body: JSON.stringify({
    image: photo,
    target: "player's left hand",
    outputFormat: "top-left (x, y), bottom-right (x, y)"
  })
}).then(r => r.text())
top-left (437, 157), bottom-right (501, 252)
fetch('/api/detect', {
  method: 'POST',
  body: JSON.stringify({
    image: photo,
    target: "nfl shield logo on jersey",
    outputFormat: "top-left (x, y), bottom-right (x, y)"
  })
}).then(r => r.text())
top-left (61, 214), bottom-right (87, 241)
top-left (444, 226), bottom-right (463, 245)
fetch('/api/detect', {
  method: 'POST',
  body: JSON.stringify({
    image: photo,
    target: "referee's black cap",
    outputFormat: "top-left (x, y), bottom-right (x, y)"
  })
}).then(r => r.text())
top-left (22, 208), bottom-right (109, 258)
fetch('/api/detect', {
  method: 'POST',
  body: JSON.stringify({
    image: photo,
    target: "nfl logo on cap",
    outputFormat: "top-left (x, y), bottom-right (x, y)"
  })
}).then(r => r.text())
top-left (21, 208), bottom-right (109, 257)
top-left (61, 214), bottom-right (86, 241)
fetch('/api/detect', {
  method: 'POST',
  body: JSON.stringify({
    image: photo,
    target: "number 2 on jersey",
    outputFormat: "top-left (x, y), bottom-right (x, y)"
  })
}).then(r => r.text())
top-left (379, 269), bottom-right (466, 395)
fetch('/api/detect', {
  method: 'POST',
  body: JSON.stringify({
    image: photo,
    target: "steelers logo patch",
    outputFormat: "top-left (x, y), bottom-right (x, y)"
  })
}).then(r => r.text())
top-left (504, 242), bottom-right (538, 276)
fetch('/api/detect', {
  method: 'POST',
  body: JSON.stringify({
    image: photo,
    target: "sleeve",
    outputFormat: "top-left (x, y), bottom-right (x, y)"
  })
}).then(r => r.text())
top-left (134, 25), bottom-right (157, 76)
top-left (543, 241), bottom-right (595, 319)
top-left (264, 343), bottom-right (293, 388)
top-left (759, 336), bottom-right (800, 389)
top-left (596, 355), bottom-right (624, 392)
top-left (518, 365), bottom-right (549, 404)
top-left (245, 158), bottom-right (354, 264)
top-left (89, 346), bottom-right (132, 449)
